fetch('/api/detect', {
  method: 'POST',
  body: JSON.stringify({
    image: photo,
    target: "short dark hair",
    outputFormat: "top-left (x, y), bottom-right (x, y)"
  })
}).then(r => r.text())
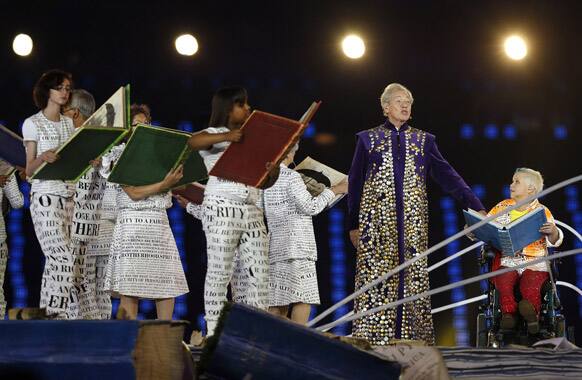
top-left (32, 69), bottom-right (73, 109)
top-left (208, 86), bottom-right (248, 128)
top-left (130, 104), bottom-right (152, 125)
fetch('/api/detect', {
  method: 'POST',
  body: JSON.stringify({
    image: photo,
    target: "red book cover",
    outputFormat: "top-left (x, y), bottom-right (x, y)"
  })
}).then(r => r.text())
top-left (209, 102), bottom-right (321, 188)
top-left (172, 182), bottom-right (206, 204)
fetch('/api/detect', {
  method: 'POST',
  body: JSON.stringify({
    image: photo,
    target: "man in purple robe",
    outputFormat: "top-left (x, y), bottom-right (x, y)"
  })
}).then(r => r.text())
top-left (347, 83), bottom-right (485, 345)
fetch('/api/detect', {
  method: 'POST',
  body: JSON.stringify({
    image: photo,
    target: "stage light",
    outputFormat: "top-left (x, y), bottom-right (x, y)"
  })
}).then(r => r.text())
top-left (471, 184), bottom-right (486, 199)
top-left (484, 123), bottom-right (499, 139)
top-left (175, 34), bottom-right (198, 56)
top-left (341, 34), bottom-right (365, 59)
top-left (12, 33), bottom-right (33, 56)
top-left (460, 123), bottom-right (475, 140)
top-left (503, 124), bottom-right (517, 140)
top-left (504, 35), bottom-right (527, 60)
top-left (554, 124), bottom-right (568, 140)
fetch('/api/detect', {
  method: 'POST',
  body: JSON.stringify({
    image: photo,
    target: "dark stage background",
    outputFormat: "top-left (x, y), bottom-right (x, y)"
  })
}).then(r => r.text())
top-left (1, 0), bottom-right (581, 346)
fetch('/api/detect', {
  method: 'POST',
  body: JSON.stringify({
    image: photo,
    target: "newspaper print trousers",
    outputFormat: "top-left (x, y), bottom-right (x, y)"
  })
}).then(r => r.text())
top-left (202, 195), bottom-right (269, 335)
top-left (0, 242), bottom-right (7, 318)
top-left (30, 193), bottom-right (77, 319)
top-left (82, 219), bottom-right (115, 319)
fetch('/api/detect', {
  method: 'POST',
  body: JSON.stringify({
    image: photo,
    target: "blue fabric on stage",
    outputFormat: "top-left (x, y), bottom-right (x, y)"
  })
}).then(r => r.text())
top-left (0, 320), bottom-right (139, 380)
top-left (205, 304), bottom-right (401, 379)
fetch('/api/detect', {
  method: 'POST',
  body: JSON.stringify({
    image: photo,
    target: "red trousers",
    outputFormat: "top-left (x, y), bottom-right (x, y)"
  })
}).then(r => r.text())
top-left (493, 268), bottom-right (549, 315)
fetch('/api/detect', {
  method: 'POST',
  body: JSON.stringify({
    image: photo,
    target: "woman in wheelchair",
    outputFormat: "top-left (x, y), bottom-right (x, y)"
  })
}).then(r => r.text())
top-left (488, 168), bottom-right (563, 334)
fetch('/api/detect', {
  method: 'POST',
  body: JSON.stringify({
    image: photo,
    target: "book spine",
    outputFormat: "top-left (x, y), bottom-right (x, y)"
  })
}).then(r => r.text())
top-left (498, 229), bottom-right (514, 255)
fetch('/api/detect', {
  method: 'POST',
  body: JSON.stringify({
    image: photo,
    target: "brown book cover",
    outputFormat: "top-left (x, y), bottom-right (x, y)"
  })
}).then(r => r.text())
top-left (172, 182), bottom-right (206, 204)
top-left (209, 101), bottom-right (321, 188)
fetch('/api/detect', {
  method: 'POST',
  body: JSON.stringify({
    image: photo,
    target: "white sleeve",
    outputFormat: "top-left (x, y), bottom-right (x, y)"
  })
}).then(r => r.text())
top-left (546, 226), bottom-right (564, 248)
top-left (4, 173), bottom-right (24, 209)
top-left (99, 144), bottom-right (125, 179)
top-left (288, 170), bottom-right (335, 216)
top-left (186, 202), bottom-right (203, 220)
top-left (22, 119), bottom-right (38, 142)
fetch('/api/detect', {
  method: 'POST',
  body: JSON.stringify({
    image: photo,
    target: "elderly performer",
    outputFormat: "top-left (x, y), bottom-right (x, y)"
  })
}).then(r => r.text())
top-left (347, 83), bottom-right (485, 345)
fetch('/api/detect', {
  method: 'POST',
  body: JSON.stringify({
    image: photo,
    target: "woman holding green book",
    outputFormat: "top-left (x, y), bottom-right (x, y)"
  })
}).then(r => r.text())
top-left (23, 69), bottom-right (77, 319)
top-left (103, 105), bottom-right (189, 320)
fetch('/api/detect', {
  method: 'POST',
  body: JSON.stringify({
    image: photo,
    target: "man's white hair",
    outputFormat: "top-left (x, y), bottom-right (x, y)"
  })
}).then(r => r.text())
top-left (515, 167), bottom-right (544, 194)
top-left (380, 83), bottom-right (414, 110)
top-left (69, 89), bottom-right (96, 118)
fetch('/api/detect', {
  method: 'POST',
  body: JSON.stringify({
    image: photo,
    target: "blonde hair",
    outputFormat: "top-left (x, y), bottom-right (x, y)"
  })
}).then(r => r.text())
top-left (380, 83), bottom-right (414, 111)
top-left (515, 168), bottom-right (544, 194)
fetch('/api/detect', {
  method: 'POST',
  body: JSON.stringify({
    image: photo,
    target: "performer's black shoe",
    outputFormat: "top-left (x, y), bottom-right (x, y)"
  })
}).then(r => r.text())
top-left (500, 313), bottom-right (516, 330)
top-left (518, 300), bottom-right (539, 334)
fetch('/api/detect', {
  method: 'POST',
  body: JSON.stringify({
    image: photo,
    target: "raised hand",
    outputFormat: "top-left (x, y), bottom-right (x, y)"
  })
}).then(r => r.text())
top-left (225, 128), bottom-right (243, 143)
top-left (163, 165), bottom-right (184, 189)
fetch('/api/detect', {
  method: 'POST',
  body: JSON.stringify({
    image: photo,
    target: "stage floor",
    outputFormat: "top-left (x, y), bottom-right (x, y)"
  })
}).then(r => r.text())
top-left (440, 346), bottom-right (582, 379)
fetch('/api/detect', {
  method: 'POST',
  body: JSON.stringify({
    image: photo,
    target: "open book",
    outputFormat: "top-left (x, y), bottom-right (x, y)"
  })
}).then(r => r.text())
top-left (463, 207), bottom-right (547, 256)
top-left (294, 156), bottom-right (346, 209)
top-left (209, 101), bottom-right (321, 188)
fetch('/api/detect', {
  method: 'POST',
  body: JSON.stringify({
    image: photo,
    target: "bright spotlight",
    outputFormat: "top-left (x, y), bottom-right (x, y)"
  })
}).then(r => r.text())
top-left (175, 34), bottom-right (198, 56)
top-left (342, 34), bottom-right (365, 59)
top-left (504, 35), bottom-right (527, 60)
top-left (13, 34), bottom-right (33, 56)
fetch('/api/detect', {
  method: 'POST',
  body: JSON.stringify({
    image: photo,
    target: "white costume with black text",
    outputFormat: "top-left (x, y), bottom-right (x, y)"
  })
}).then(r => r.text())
top-left (103, 144), bottom-right (188, 299)
top-left (0, 173), bottom-right (24, 317)
top-left (263, 165), bottom-right (334, 306)
top-left (23, 111), bottom-right (77, 318)
top-left (199, 126), bottom-right (269, 335)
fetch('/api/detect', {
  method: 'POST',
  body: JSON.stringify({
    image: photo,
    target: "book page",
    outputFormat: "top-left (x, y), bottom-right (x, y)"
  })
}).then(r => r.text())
top-left (82, 86), bottom-right (127, 129)
top-left (294, 156), bottom-right (347, 207)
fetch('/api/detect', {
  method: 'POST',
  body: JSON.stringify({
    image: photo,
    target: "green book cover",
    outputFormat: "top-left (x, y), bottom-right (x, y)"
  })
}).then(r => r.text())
top-left (31, 127), bottom-right (128, 181)
top-left (107, 124), bottom-right (207, 187)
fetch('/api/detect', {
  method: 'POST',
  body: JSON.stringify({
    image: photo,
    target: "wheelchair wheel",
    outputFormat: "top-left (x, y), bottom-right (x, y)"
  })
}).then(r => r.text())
top-left (556, 317), bottom-right (566, 338)
top-left (476, 313), bottom-right (488, 348)
top-left (567, 326), bottom-right (576, 344)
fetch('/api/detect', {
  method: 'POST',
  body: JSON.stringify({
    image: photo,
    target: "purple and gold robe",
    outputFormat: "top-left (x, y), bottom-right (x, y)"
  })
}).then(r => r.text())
top-left (347, 120), bottom-right (484, 345)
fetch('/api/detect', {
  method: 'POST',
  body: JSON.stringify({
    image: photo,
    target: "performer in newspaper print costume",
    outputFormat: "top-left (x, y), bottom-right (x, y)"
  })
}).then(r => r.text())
top-left (0, 171), bottom-right (24, 318)
top-left (23, 70), bottom-right (77, 319)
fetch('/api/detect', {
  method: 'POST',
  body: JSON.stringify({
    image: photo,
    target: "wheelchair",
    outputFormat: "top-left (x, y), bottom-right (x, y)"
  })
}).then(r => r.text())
top-left (475, 245), bottom-right (575, 348)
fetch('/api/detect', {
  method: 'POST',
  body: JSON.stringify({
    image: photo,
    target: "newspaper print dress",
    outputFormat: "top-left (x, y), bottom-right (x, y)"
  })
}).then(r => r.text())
top-left (0, 173), bottom-right (24, 317)
top-left (103, 144), bottom-right (188, 299)
top-left (263, 165), bottom-right (335, 306)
